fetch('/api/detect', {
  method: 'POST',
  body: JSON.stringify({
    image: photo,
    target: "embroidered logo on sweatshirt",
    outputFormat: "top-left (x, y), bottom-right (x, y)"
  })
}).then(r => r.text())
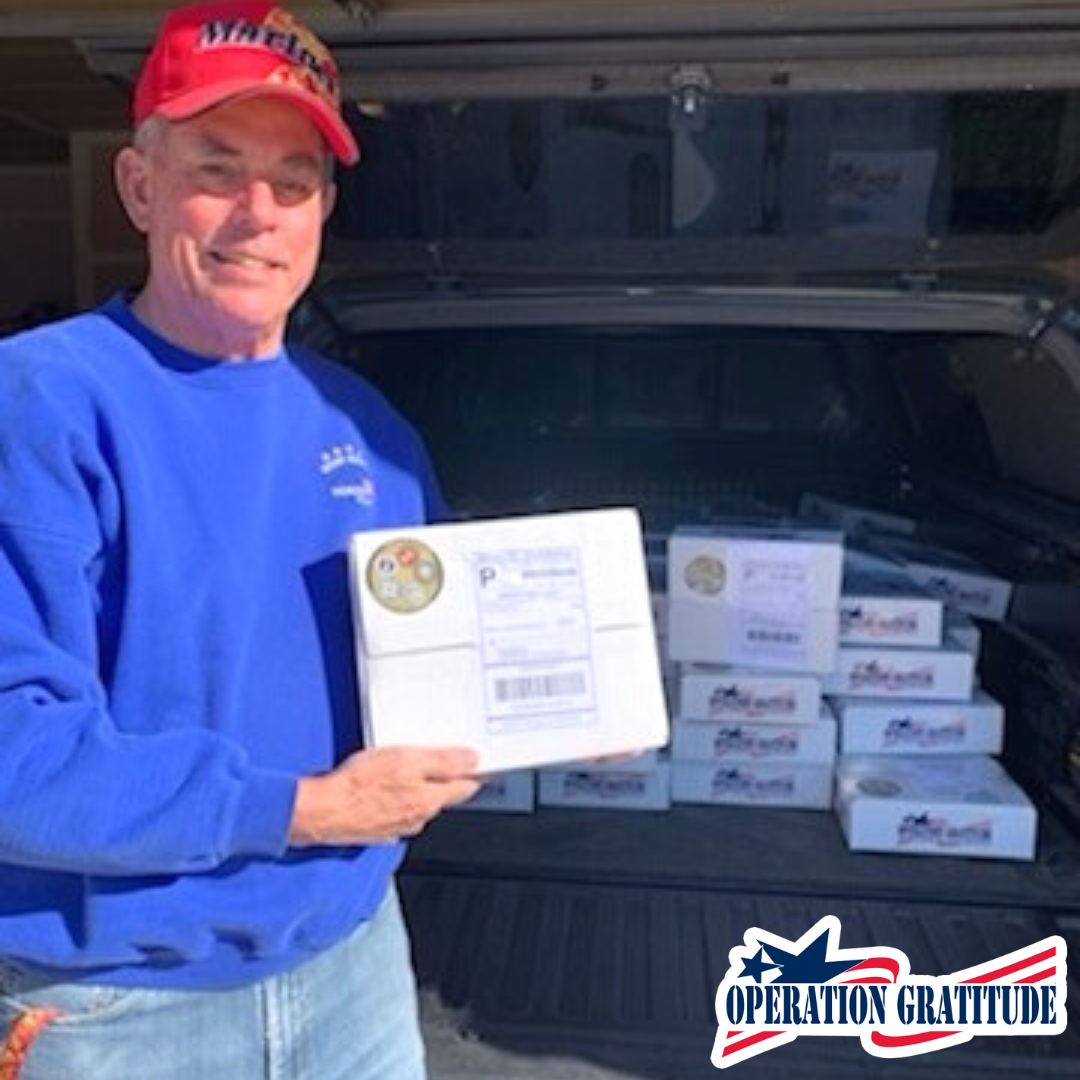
top-left (319, 443), bottom-right (376, 506)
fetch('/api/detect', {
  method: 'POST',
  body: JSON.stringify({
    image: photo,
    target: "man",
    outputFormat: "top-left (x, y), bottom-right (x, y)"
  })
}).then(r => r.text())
top-left (0, 3), bottom-right (480, 1078)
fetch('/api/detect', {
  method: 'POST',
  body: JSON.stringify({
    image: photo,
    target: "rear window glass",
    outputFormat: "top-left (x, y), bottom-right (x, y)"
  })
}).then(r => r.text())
top-left (334, 90), bottom-right (1075, 245)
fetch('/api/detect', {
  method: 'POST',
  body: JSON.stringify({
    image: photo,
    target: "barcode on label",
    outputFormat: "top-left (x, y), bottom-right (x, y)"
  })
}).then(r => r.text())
top-left (494, 672), bottom-right (587, 702)
top-left (748, 629), bottom-right (801, 645)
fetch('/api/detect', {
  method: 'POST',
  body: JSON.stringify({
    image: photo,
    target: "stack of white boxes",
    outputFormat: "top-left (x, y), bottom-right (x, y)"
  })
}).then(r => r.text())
top-left (665, 525), bottom-right (843, 809)
top-left (458, 751), bottom-right (674, 817)
top-left (864, 534), bottom-right (1014, 622)
top-left (454, 770), bottom-right (536, 814)
top-left (826, 568), bottom-right (975, 704)
top-left (537, 750), bottom-right (672, 811)
top-left (828, 561), bottom-right (1037, 860)
top-left (437, 504), bottom-right (1031, 849)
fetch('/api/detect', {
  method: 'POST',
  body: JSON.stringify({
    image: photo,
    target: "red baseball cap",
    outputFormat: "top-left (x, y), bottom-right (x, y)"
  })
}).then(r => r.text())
top-left (134, 1), bottom-right (359, 165)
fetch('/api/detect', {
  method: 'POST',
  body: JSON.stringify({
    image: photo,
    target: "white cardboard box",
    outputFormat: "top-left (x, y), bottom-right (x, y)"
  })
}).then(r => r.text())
top-left (671, 760), bottom-right (834, 809)
top-left (832, 690), bottom-right (1004, 755)
top-left (835, 755), bottom-right (1037, 860)
top-left (839, 571), bottom-right (944, 647)
top-left (677, 666), bottom-right (822, 723)
top-left (870, 537), bottom-right (1013, 621)
top-left (538, 762), bottom-right (671, 810)
top-left (349, 508), bottom-right (670, 774)
top-left (651, 590), bottom-right (675, 681)
top-left (799, 492), bottom-right (917, 537)
top-left (822, 638), bottom-right (975, 700)
top-left (844, 544), bottom-right (907, 576)
top-left (454, 770), bottom-right (535, 813)
top-left (946, 610), bottom-right (982, 657)
top-left (667, 525), bottom-right (842, 672)
top-left (671, 709), bottom-right (837, 765)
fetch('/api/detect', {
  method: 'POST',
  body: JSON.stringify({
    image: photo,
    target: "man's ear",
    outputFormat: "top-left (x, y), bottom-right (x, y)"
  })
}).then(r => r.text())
top-left (114, 146), bottom-right (153, 234)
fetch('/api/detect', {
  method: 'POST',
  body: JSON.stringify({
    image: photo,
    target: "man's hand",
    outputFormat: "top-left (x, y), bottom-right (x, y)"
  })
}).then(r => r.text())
top-left (289, 746), bottom-right (481, 847)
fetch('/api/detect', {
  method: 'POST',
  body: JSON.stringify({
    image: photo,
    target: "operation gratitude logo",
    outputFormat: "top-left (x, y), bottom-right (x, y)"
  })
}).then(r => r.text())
top-left (713, 914), bottom-right (1067, 1068)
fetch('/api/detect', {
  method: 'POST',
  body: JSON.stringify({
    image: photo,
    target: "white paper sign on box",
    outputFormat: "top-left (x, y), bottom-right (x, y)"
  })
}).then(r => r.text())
top-left (349, 507), bottom-right (670, 774)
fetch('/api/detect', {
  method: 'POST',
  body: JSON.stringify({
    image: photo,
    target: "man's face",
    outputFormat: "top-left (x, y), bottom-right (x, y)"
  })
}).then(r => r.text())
top-left (121, 95), bottom-right (335, 358)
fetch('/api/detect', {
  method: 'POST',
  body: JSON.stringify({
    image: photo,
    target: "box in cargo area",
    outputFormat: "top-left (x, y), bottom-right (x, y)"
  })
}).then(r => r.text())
top-left (671, 760), bottom-right (834, 809)
top-left (671, 708), bottom-right (837, 765)
top-left (677, 666), bottom-right (822, 723)
top-left (946, 609), bottom-right (982, 657)
top-left (667, 525), bottom-right (843, 672)
top-left (538, 761), bottom-right (671, 810)
top-left (668, 604), bottom-right (840, 673)
top-left (349, 507), bottom-right (670, 774)
top-left (798, 491), bottom-right (917, 537)
top-left (580, 748), bottom-right (662, 771)
top-left (839, 570), bottom-right (944, 647)
top-left (835, 755), bottom-right (1037, 860)
top-left (868, 536), bottom-right (1014, 621)
top-left (832, 690), bottom-right (1004, 755)
top-left (650, 589), bottom-right (675, 681)
top-left (454, 770), bottom-right (535, 813)
top-left (822, 638), bottom-right (975, 700)
top-left (844, 543), bottom-right (907, 576)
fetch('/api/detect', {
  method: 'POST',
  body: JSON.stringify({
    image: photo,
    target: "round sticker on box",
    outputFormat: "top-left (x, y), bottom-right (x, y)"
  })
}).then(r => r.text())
top-left (366, 539), bottom-right (443, 613)
top-left (684, 554), bottom-right (726, 597)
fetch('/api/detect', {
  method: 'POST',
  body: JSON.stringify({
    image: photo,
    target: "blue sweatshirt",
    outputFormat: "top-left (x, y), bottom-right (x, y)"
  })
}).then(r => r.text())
top-left (0, 295), bottom-right (443, 989)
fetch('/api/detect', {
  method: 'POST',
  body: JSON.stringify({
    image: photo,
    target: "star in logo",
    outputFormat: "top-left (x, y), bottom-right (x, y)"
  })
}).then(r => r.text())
top-left (759, 926), bottom-right (866, 984)
top-left (738, 945), bottom-right (781, 983)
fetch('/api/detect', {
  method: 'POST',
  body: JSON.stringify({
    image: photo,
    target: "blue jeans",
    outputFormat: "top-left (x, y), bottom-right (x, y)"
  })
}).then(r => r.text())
top-left (0, 885), bottom-right (426, 1080)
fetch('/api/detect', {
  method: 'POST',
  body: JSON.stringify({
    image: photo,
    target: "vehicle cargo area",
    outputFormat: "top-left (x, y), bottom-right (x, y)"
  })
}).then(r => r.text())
top-left (301, 308), bottom-right (1080, 1078)
top-left (292, 72), bottom-right (1080, 1080)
